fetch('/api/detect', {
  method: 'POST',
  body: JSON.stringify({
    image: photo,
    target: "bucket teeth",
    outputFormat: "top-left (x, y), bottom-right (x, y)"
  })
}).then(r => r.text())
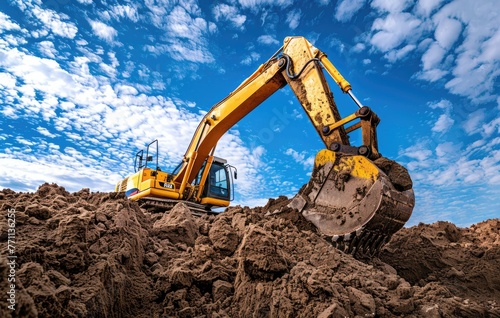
top-left (324, 228), bottom-right (393, 258)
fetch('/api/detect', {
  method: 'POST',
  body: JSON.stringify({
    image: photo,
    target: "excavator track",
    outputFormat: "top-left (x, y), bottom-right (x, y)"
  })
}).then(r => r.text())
top-left (276, 149), bottom-right (414, 258)
top-left (138, 196), bottom-right (215, 217)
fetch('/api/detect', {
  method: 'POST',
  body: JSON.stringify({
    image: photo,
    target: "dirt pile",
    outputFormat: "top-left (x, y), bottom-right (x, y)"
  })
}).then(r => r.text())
top-left (1, 183), bottom-right (499, 317)
top-left (380, 220), bottom-right (500, 306)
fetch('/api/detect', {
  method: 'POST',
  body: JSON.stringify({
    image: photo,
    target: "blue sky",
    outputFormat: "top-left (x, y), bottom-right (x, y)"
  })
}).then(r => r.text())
top-left (0, 0), bottom-right (499, 227)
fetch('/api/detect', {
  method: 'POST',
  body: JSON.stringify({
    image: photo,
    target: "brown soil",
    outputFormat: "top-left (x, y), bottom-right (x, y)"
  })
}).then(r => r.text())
top-left (1, 183), bottom-right (499, 317)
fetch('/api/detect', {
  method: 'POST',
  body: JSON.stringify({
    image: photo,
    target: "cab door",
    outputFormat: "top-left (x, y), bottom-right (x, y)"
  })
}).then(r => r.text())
top-left (204, 162), bottom-right (230, 200)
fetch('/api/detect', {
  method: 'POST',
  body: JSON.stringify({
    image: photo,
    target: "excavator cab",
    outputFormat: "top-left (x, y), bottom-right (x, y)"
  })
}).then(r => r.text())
top-left (202, 158), bottom-right (232, 201)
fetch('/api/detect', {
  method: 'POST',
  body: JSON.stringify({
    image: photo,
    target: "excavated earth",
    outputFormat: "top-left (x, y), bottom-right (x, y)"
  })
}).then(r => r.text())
top-left (0, 183), bottom-right (499, 318)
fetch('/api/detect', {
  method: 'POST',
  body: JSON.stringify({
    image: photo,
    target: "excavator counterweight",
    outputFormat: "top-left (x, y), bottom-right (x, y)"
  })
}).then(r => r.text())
top-left (115, 36), bottom-right (415, 257)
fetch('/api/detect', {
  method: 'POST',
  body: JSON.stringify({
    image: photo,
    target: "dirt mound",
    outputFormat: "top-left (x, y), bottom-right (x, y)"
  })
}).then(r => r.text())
top-left (381, 220), bottom-right (500, 306)
top-left (1, 184), bottom-right (499, 317)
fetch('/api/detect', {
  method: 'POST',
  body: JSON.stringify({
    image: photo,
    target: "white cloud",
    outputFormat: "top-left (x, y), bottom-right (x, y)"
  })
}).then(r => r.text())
top-left (462, 109), bottom-right (485, 135)
top-left (428, 99), bottom-right (454, 133)
top-left (351, 43), bottom-right (365, 53)
top-left (418, 68), bottom-right (448, 82)
top-left (238, 0), bottom-right (294, 10)
top-left (0, 72), bottom-right (17, 89)
top-left (213, 3), bottom-right (246, 29)
top-left (0, 157), bottom-right (119, 192)
top-left (161, 40), bottom-right (215, 63)
top-left (418, 42), bottom-right (448, 81)
top-left (334, 0), bottom-right (367, 22)
top-left (326, 37), bottom-right (345, 53)
top-left (415, 0), bottom-right (445, 17)
top-left (257, 35), bottom-right (279, 46)
top-left (37, 40), bottom-right (57, 58)
top-left (316, 0), bottom-right (331, 5)
top-left (432, 113), bottom-right (454, 133)
top-left (384, 44), bottom-right (416, 62)
top-left (100, 5), bottom-right (139, 23)
top-left (434, 17), bottom-right (462, 50)
top-left (436, 0), bottom-right (499, 102)
top-left (371, 0), bottom-right (412, 13)
top-left (0, 47), bottom-right (77, 102)
top-left (241, 52), bottom-right (260, 65)
top-left (429, 99), bottom-right (452, 110)
top-left (421, 42), bottom-right (445, 70)
top-left (286, 9), bottom-right (301, 30)
top-left (370, 12), bottom-right (421, 52)
top-left (32, 6), bottom-right (78, 39)
top-left (112, 5), bottom-right (139, 22)
top-left (482, 117), bottom-right (500, 137)
top-left (435, 142), bottom-right (455, 157)
top-left (36, 127), bottom-right (57, 138)
top-left (285, 148), bottom-right (315, 170)
top-left (401, 143), bottom-right (433, 162)
top-left (0, 12), bottom-right (22, 33)
top-left (359, 0), bottom-right (500, 103)
top-left (88, 19), bottom-right (118, 43)
top-left (146, 5), bottom-right (215, 63)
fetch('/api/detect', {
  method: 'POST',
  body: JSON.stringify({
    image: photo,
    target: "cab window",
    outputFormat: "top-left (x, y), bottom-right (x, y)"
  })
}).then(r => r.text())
top-left (208, 163), bottom-right (229, 199)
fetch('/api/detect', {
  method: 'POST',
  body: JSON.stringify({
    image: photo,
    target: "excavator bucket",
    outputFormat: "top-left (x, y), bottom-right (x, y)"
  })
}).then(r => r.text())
top-left (285, 149), bottom-right (415, 257)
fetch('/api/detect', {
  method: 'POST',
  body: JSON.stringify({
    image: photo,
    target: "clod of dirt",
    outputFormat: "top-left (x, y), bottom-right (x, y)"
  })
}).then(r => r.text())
top-left (1, 183), bottom-right (499, 317)
top-left (373, 156), bottom-right (413, 191)
top-left (380, 220), bottom-right (500, 305)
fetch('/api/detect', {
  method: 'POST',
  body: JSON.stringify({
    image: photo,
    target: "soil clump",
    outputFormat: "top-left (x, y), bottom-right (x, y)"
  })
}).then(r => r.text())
top-left (1, 183), bottom-right (499, 317)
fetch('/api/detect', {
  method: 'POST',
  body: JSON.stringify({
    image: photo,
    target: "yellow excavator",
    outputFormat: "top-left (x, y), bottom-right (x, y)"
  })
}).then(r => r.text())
top-left (115, 36), bottom-right (415, 257)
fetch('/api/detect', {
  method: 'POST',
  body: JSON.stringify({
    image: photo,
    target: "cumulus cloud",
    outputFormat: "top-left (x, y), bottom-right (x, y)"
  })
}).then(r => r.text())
top-left (32, 6), bottom-right (78, 39)
top-left (88, 19), bottom-right (118, 43)
top-left (285, 148), bottom-right (315, 170)
top-left (213, 3), bottom-right (246, 29)
top-left (370, 13), bottom-right (421, 52)
top-left (286, 9), bottom-right (301, 30)
top-left (415, 0), bottom-right (445, 16)
top-left (257, 35), bottom-right (279, 45)
top-left (146, 4), bottom-right (216, 63)
top-left (37, 40), bottom-right (57, 58)
top-left (36, 127), bottom-right (58, 138)
top-left (432, 114), bottom-right (455, 133)
top-left (0, 12), bottom-right (22, 33)
top-left (357, 0), bottom-right (500, 104)
top-left (462, 109), bottom-right (485, 135)
top-left (371, 0), bottom-right (412, 13)
top-left (334, 0), bottom-right (367, 22)
top-left (434, 17), bottom-right (462, 49)
top-left (100, 5), bottom-right (139, 22)
top-left (238, 0), bottom-right (293, 11)
top-left (428, 99), bottom-right (454, 133)
top-left (241, 52), bottom-right (260, 65)
top-left (384, 44), bottom-right (416, 62)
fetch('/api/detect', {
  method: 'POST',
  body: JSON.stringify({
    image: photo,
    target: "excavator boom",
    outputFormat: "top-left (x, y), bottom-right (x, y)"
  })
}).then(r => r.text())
top-left (115, 36), bottom-right (415, 257)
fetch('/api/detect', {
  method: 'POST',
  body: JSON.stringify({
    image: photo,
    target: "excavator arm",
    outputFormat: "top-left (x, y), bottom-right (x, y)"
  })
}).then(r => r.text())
top-left (116, 36), bottom-right (414, 257)
top-left (174, 36), bottom-right (380, 189)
